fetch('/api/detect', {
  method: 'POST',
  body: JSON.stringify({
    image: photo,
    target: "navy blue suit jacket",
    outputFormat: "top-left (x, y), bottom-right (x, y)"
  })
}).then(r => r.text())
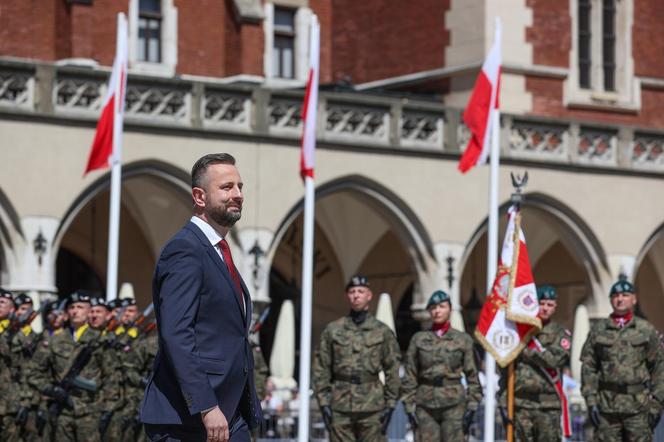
top-left (140, 221), bottom-right (262, 429)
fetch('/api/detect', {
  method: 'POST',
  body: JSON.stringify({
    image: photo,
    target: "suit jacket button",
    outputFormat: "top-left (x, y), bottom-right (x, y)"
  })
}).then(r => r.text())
top-left (244, 367), bottom-right (248, 375)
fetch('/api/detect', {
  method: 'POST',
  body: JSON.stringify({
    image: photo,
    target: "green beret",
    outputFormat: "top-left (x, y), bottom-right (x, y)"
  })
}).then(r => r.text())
top-left (537, 285), bottom-right (557, 301)
top-left (426, 290), bottom-right (450, 309)
top-left (346, 275), bottom-right (370, 291)
top-left (610, 280), bottom-right (635, 297)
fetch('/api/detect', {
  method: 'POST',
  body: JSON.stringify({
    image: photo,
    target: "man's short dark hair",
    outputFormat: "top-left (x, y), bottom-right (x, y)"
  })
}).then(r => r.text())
top-left (191, 153), bottom-right (236, 189)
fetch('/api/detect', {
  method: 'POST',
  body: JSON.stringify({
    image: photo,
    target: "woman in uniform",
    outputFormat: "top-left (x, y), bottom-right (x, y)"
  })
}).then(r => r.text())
top-left (401, 290), bottom-right (482, 441)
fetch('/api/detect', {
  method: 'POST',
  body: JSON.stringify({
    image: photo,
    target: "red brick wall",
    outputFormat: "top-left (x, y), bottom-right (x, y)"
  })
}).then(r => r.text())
top-left (69, 0), bottom-right (124, 65)
top-left (0, 0), bottom-right (58, 60)
top-left (526, 0), bottom-right (571, 67)
top-left (527, 76), bottom-right (664, 129)
top-left (633, 0), bottom-right (664, 78)
top-left (328, 0), bottom-right (449, 85)
top-left (177, 0), bottom-right (227, 77)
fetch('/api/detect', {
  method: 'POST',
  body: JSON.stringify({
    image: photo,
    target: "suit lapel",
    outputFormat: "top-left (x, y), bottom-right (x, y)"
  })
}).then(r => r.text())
top-left (186, 222), bottom-right (247, 323)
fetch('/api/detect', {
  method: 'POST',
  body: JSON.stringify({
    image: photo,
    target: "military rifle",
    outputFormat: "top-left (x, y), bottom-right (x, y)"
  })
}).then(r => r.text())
top-left (45, 338), bottom-right (99, 422)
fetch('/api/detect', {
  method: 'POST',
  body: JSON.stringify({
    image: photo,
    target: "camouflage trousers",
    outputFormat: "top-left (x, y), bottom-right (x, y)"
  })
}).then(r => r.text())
top-left (329, 410), bottom-right (385, 442)
top-left (54, 413), bottom-right (101, 442)
top-left (103, 412), bottom-right (142, 442)
top-left (1, 414), bottom-right (20, 442)
top-left (596, 412), bottom-right (651, 442)
top-left (414, 403), bottom-right (464, 442)
top-left (514, 407), bottom-right (561, 442)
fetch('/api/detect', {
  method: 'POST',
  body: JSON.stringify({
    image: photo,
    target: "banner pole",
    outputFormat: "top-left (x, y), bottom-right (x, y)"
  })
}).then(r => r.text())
top-left (507, 361), bottom-right (515, 442)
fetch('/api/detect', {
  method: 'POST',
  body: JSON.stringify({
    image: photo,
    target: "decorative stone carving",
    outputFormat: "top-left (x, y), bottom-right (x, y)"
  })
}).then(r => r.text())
top-left (631, 134), bottom-right (664, 167)
top-left (510, 121), bottom-right (567, 159)
top-left (0, 69), bottom-right (33, 108)
top-left (203, 90), bottom-right (250, 129)
top-left (55, 77), bottom-right (104, 112)
top-left (268, 97), bottom-right (303, 133)
top-left (125, 83), bottom-right (190, 123)
top-left (326, 102), bottom-right (388, 143)
top-left (577, 129), bottom-right (616, 163)
top-left (400, 111), bottom-right (444, 149)
top-left (457, 122), bottom-right (471, 152)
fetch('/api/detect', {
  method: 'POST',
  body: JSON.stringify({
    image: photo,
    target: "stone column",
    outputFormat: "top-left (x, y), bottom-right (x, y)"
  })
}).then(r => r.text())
top-left (7, 216), bottom-right (60, 332)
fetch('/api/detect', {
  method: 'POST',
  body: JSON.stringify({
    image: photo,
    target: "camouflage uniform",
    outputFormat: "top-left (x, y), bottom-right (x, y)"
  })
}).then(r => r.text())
top-left (401, 327), bottom-right (481, 442)
top-left (122, 330), bottom-right (158, 442)
top-left (252, 343), bottom-right (269, 400)
top-left (27, 324), bottom-right (121, 442)
top-left (0, 320), bottom-right (21, 441)
top-left (312, 313), bottom-right (401, 442)
top-left (581, 315), bottom-right (664, 442)
top-left (9, 323), bottom-right (43, 441)
top-left (508, 320), bottom-right (571, 442)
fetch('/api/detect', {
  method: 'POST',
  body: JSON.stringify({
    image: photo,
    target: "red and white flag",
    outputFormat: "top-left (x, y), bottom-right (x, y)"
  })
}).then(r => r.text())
top-left (458, 22), bottom-right (502, 173)
top-left (475, 205), bottom-right (541, 367)
top-left (84, 13), bottom-right (128, 175)
top-left (299, 16), bottom-right (320, 180)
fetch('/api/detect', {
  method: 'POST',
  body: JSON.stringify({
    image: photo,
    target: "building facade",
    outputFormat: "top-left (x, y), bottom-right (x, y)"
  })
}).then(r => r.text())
top-left (1, 0), bottom-right (664, 375)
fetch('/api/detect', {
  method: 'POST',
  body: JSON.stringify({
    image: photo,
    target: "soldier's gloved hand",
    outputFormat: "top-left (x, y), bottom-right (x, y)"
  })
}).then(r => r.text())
top-left (98, 410), bottom-right (113, 435)
top-left (407, 411), bottom-right (419, 430)
top-left (15, 406), bottom-right (29, 427)
top-left (321, 406), bottom-right (333, 432)
top-left (380, 407), bottom-right (394, 435)
top-left (589, 405), bottom-right (601, 428)
top-left (462, 409), bottom-right (475, 434)
top-left (43, 385), bottom-right (70, 406)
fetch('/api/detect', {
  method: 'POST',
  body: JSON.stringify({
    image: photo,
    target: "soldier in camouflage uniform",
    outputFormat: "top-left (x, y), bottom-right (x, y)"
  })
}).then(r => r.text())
top-left (401, 290), bottom-right (481, 441)
top-left (124, 327), bottom-right (158, 442)
top-left (581, 280), bottom-right (664, 442)
top-left (252, 342), bottom-right (269, 400)
top-left (504, 285), bottom-right (571, 442)
top-left (26, 291), bottom-right (121, 442)
top-left (9, 293), bottom-right (43, 441)
top-left (0, 288), bottom-right (20, 440)
top-left (312, 275), bottom-right (401, 442)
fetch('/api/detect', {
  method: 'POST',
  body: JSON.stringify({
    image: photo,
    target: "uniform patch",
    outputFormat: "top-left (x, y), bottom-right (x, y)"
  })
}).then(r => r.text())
top-left (42, 340), bottom-right (49, 348)
top-left (560, 338), bottom-right (571, 350)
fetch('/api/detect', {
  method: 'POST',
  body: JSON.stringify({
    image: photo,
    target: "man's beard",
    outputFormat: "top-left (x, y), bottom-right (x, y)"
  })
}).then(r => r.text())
top-left (208, 203), bottom-right (242, 227)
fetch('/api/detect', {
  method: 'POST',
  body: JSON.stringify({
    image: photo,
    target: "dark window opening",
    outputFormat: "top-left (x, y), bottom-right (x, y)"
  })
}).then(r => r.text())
top-left (273, 7), bottom-right (295, 79)
top-left (138, 0), bottom-right (162, 63)
top-left (578, 0), bottom-right (592, 89)
top-left (602, 0), bottom-right (616, 91)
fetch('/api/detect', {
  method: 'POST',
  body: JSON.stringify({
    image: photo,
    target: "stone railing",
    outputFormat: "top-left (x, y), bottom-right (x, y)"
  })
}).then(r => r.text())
top-left (1, 58), bottom-right (663, 172)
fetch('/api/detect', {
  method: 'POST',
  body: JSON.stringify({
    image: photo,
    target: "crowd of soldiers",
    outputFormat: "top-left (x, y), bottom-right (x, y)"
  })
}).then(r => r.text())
top-left (0, 288), bottom-right (158, 442)
top-left (312, 276), bottom-right (664, 442)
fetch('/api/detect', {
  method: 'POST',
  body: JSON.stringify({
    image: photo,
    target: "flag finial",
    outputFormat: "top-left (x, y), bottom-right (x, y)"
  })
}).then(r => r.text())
top-left (510, 171), bottom-right (529, 205)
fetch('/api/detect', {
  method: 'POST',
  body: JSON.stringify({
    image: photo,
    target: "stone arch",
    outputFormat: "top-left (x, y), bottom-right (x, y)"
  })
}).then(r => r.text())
top-left (458, 192), bottom-right (609, 330)
top-left (261, 174), bottom-right (436, 366)
top-left (52, 160), bottom-right (191, 303)
top-left (634, 222), bottom-right (664, 331)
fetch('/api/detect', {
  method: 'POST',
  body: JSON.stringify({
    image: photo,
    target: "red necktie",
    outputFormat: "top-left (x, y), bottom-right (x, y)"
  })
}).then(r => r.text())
top-left (218, 239), bottom-right (244, 312)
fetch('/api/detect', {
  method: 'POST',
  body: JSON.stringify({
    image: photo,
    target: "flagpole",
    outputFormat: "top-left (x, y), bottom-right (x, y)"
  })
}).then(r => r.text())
top-left (483, 108), bottom-right (500, 442)
top-left (297, 14), bottom-right (319, 442)
top-left (105, 13), bottom-right (127, 301)
top-left (298, 175), bottom-right (315, 442)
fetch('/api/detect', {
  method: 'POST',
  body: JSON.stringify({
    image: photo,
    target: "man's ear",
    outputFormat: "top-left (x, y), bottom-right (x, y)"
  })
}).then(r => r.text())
top-left (192, 187), bottom-right (206, 208)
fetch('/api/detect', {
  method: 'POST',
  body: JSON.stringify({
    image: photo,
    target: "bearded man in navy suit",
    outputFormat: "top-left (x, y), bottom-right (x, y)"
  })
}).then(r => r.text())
top-left (141, 153), bottom-right (262, 442)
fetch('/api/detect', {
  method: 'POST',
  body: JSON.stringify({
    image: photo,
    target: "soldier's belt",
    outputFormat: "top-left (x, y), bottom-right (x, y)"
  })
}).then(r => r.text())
top-left (515, 392), bottom-right (559, 402)
top-left (599, 381), bottom-right (647, 394)
top-left (417, 376), bottom-right (461, 387)
top-left (333, 373), bottom-right (378, 385)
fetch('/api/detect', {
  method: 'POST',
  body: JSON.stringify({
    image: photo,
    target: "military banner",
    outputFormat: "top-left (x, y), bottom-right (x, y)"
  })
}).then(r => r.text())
top-left (474, 204), bottom-right (542, 367)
